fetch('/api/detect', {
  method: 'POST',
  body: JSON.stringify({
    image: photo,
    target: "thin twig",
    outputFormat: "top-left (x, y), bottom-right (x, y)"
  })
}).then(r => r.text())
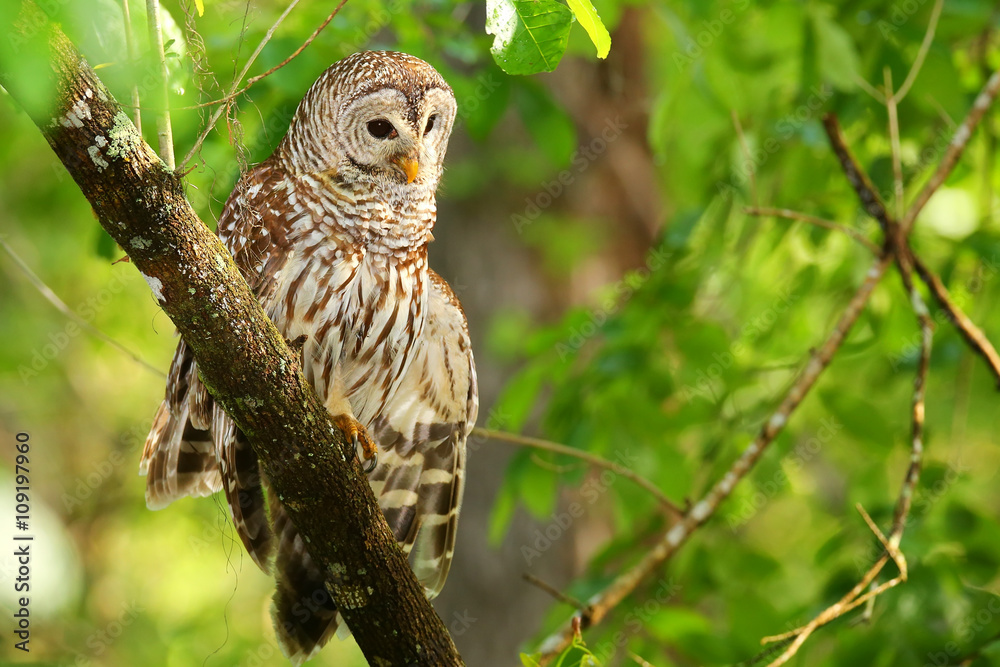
top-left (529, 453), bottom-right (585, 475)
top-left (184, 0), bottom-right (349, 112)
top-left (179, 0), bottom-right (301, 169)
top-left (912, 255), bottom-right (1000, 386)
top-left (522, 573), bottom-right (587, 611)
top-left (627, 652), bottom-right (657, 667)
top-left (146, 0), bottom-right (175, 169)
top-left (822, 114), bottom-right (892, 233)
top-left (0, 236), bottom-right (166, 379)
top-left (121, 0), bottom-right (141, 130)
top-left (885, 68), bottom-right (905, 221)
top-left (732, 110), bottom-right (759, 208)
top-left (179, 0), bottom-right (349, 170)
top-left (854, 0), bottom-right (941, 106)
top-left (889, 263), bottom-right (931, 549)
top-left (894, 0), bottom-right (944, 103)
top-left (854, 74), bottom-right (885, 104)
top-left (901, 70), bottom-right (1000, 235)
top-left (744, 206), bottom-right (880, 253)
top-left (474, 428), bottom-right (684, 519)
top-left (823, 111), bottom-right (1000, 387)
top-left (762, 505), bottom-right (908, 667)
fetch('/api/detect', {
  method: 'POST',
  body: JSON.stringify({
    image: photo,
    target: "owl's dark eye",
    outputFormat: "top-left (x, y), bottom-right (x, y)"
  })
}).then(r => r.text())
top-left (424, 114), bottom-right (438, 135)
top-left (367, 119), bottom-right (396, 139)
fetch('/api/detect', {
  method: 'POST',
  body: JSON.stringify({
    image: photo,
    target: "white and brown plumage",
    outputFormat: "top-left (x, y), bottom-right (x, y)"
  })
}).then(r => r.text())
top-left (139, 51), bottom-right (478, 664)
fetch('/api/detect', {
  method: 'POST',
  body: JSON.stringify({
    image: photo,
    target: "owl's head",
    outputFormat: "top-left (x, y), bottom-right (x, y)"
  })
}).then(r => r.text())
top-left (281, 51), bottom-right (457, 193)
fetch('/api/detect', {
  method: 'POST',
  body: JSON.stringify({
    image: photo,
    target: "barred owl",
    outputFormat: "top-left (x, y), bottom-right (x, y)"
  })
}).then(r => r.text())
top-left (139, 51), bottom-right (478, 664)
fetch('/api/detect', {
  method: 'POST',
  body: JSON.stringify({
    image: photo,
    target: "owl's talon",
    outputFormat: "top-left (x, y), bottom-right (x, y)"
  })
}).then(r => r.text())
top-left (332, 413), bottom-right (378, 474)
top-left (361, 447), bottom-right (378, 473)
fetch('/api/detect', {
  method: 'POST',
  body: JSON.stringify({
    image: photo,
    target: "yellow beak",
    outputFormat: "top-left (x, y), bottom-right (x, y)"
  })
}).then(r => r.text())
top-left (393, 155), bottom-right (420, 184)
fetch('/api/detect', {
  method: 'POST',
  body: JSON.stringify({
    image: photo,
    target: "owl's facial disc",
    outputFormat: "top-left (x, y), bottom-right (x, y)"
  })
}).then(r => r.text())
top-left (337, 87), bottom-right (456, 188)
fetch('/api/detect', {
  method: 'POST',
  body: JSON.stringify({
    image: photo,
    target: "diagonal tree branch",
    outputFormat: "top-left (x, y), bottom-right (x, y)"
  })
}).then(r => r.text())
top-left (0, 3), bottom-right (461, 665)
top-left (534, 251), bottom-right (894, 662)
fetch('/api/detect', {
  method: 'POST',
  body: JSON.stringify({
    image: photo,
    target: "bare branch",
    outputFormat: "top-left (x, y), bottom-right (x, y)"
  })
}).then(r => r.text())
top-left (179, 0), bottom-right (302, 169)
top-left (901, 70), bottom-right (1000, 235)
top-left (179, 0), bottom-right (349, 170)
top-left (912, 255), bottom-right (1000, 386)
top-left (894, 0), bottom-right (944, 103)
top-left (146, 0), bottom-right (174, 169)
top-left (474, 427), bottom-right (684, 519)
top-left (241, 0), bottom-right (349, 93)
top-left (744, 206), bottom-right (880, 253)
top-left (121, 0), bottom-right (141, 130)
top-left (822, 114), bottom-right (893, 233)
top-left (522, 573), bottom-right (587, 611)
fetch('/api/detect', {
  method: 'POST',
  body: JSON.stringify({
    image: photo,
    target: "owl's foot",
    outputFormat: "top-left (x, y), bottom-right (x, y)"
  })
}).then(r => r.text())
top-left (332, 414), bottom-right (378, 473)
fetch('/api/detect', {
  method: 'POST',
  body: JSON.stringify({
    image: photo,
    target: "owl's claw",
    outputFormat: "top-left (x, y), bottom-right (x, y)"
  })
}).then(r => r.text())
top-left (332, 414), bottom-right (378, 474)
top-left (361, 447), bottom-right (378, 474)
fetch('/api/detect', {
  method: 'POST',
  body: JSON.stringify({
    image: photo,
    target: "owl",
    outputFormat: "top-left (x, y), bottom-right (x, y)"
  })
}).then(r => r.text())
top-left (139, 51), bottom-right (478, 664)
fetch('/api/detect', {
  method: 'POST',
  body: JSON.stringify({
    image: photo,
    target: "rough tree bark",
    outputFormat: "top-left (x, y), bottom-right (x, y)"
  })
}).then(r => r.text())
top-left (0, 3), bottom-right (464, 665)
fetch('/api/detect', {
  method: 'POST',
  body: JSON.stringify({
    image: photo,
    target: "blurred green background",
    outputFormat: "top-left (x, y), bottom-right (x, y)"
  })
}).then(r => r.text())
top-left (2, 0), bottom-right (1000, 665)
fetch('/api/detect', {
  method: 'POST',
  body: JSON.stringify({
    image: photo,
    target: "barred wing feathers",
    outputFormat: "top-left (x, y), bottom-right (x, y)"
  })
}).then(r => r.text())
top-left (369, 271), bottom-right (478, 595)
top-left (270, 271), bottom-right (478, 663)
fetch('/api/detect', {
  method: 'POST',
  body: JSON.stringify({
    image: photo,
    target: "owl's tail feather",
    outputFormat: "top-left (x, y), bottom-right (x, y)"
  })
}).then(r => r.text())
top-left (141, 339), bottom-right (221, 509)
top-left (214, 415), bottom-right (274, 572)
top-left (269, 486), bottom-right (342, 666)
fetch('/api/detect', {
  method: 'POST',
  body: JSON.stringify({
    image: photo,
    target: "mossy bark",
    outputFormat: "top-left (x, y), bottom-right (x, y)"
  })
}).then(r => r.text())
top-left (0, 3), bottom-right (463, 665)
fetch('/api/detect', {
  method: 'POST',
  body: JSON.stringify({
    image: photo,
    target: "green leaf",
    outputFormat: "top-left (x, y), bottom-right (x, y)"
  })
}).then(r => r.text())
top-left (193, 0), bottom-right (204, 16)
top-left (493, 363), bottom-right (549, 431)
top-left (564, 0), bottom-right (610, 59)
top-left (515, 81), bottom-right (577, 166)
top-left (486, 0), bottom-right (573, 75)
top-left (809, 7), bottom-right (858, 91)
top-left (488, 481), bottom-right (517, 545)
top-left (520, 653), bottom-right (542, 667)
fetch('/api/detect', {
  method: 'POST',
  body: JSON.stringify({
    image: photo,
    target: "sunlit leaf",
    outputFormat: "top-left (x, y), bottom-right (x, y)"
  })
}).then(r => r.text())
top-left (564, 0), bottom-right (611, 59)
top-left (486, 0), bottom-right (573, 75)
